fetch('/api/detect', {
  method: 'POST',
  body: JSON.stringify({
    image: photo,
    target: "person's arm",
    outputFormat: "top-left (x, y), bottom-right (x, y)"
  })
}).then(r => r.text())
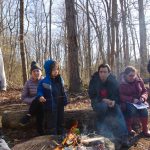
top-left (37, 80), bottom-right (43, 98)
top-left (88, 77), bottom-right (100, 109)
top-left (119, 84), bottom-right (134, 103)
top-left (21, 81), bottom-right (35, 105)
top-left (109, 79), bottom-right (120, 104)
top-left (37, 80), bottom-right (46, 103)
top-left (139, 80), bottom-right (148, 102)
top-left (60, 76), bottom-right (68, 106)
top-left (0, 75), bottom-right (6, 91)
top-left (147, 60), bottom-right (150, 73)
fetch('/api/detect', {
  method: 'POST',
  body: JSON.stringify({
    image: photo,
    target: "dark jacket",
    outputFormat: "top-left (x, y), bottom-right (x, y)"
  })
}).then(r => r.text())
top-left (37, 60), bottom-right (67, 111)
top-left (88, 72), bottom-right (119, 111)
top-left (147, 60), bottom-right (150, 73)
top-left (119, 73), bottom-right (148, 103)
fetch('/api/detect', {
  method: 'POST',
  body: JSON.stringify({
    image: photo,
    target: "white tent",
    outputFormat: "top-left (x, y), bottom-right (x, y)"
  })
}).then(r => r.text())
top-left (0, 48), bottom-right (6, 90)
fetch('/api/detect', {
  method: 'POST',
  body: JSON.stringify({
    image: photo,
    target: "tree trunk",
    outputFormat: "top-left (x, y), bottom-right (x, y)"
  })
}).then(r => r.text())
top-left (128, 9), bottom-right (138, 65)
top-left (102, 0), bottom-right (111, 64)
top-left (120, 0), bottom-right (129, 67)
top-left (49, 0), bottom-right (52, 59)
top-left (19, 0), bottom-right (27, 84)
top-left (86, 0), bottom-right (91, 79)
top-left (138, 0), bottom-right (147, 77)
top-left (110, 0), bottom-right (117, 71)
top-left (65, 0), bottom-right (82, 93)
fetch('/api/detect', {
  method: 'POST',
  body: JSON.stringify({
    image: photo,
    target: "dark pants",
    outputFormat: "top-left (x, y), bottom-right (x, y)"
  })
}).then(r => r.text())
top-left (94, 102), bottom-right (128, 138)
top-left (125, 103), bottom-right (148, 118)
top-left (44, 104), bottom-right (64, 135)
top-left (29, 98), bottom-right (44, 135)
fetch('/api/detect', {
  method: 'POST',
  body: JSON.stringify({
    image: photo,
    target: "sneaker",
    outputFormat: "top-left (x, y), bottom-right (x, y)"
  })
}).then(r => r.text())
top-left (19, 114), bottom-right (31, 126)
top-left (129, 130), bottom-right (136, 136)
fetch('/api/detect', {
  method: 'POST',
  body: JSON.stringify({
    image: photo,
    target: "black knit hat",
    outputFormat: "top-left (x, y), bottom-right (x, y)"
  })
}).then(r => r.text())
top-left (30, 61), bottom-right (42, 72)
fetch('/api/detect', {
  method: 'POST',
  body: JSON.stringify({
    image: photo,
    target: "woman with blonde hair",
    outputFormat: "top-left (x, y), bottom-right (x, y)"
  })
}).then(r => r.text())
top-left (119, 66), bottom-right (150, 137)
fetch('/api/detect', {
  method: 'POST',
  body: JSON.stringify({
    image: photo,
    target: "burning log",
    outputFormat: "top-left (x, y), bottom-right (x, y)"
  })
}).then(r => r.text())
top-left (54, 120), bottom-right (81, 150)
top-left (53, 120), bottom-right (116, 150)
top-left (12, 135), bottom-right (115, 150)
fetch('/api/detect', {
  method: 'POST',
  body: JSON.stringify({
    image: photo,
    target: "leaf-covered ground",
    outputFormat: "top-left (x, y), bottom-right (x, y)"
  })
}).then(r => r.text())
top-left (0, 89), bottom-right (150, 149)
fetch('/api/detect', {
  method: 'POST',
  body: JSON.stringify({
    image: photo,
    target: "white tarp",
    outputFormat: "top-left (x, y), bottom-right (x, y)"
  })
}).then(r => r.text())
top-left (0, 48), bottom-right (6, 90)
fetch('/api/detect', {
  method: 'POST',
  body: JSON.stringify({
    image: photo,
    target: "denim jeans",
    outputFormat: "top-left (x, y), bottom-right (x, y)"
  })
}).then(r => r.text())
top-left (125, 103), bottom-right (148, 118)
top-left (94, 102), bottom-right (128, 138)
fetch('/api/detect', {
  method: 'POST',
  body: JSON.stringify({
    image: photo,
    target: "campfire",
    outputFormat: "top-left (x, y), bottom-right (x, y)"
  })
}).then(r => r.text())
top-left (54, 120), bottom-right (80, 150)
top-left (12, 120), bottom-right (116, 150)
top-left (53, 120), bottom-right (115, 150)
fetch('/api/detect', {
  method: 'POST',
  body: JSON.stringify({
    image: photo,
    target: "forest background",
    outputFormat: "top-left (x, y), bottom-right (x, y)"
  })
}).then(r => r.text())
top-left (1, 0), bottom-right (150, 92)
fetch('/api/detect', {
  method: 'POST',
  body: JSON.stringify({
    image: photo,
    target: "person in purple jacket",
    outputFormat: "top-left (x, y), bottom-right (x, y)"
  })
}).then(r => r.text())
top-left (20, 61), bottom-right (44, 135)
top-left (119, 66), bottom-right (150, 137)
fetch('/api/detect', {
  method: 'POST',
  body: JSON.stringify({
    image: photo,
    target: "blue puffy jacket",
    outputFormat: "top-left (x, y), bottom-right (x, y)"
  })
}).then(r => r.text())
top-left (37, 60), bottom-right (67, 111)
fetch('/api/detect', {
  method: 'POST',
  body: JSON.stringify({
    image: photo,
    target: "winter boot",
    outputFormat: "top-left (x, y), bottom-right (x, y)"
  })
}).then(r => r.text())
top-left (140, 117), bottom-right (150, 137)
top-left (126, 118), bottom-right (136, 136)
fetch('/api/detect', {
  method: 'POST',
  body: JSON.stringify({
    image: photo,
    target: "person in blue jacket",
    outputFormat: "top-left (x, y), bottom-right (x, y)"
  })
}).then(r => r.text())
top-left (37, 60), bottom-right (67, 135)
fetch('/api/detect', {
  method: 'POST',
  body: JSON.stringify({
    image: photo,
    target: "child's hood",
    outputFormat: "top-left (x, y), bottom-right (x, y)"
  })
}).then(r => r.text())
top-left (44, 60), bottom-right (55, 77)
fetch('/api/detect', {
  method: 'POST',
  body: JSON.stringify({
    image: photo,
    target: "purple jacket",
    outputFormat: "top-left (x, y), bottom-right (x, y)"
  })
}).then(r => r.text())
top-left (21, 77), bottom-right (43, 105)
top-left (119, 74), bottom-right (148, 103)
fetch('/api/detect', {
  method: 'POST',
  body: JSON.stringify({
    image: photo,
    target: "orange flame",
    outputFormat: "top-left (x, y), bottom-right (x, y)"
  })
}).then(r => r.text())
top-left (54, 120), bottom-right (80, 150)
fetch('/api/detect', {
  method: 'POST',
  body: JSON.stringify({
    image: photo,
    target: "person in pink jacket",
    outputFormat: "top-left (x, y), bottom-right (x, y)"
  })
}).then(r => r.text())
top-left (119, 66), bottom-right (150, 137)
top-left (20, 61), bottom-right (44, 135)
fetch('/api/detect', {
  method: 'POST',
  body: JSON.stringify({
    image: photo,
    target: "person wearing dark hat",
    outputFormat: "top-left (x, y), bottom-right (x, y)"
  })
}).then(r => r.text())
top-left (36, 60), bottom-right (68, 135)
top-left (20, 61), bottom-right (44, 135)
top-left (21, 61), bottom-right (42, 105)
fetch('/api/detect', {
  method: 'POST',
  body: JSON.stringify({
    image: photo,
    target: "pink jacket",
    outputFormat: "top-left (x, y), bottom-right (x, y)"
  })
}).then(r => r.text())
top-left (21, 77), bottom-right (43, 105)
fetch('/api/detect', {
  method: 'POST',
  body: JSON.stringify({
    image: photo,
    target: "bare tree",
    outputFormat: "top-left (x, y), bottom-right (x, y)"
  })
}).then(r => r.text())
top-left (19, 0), bottom-right (27, 84)
top-left (86, 0), bottom-right (91, 79)
top-left (102, 0), bottom-right (111, 64)
top-left (65, 0), bottom-right (82, 92)
top-left (120, 0), bottom-right (129, 66)
top-left (138, 0), bottom-right (147, 76)
top-left (110, 0), bottom-right (118, 71)
top-left (49, 0), bottom-right (52, 58)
